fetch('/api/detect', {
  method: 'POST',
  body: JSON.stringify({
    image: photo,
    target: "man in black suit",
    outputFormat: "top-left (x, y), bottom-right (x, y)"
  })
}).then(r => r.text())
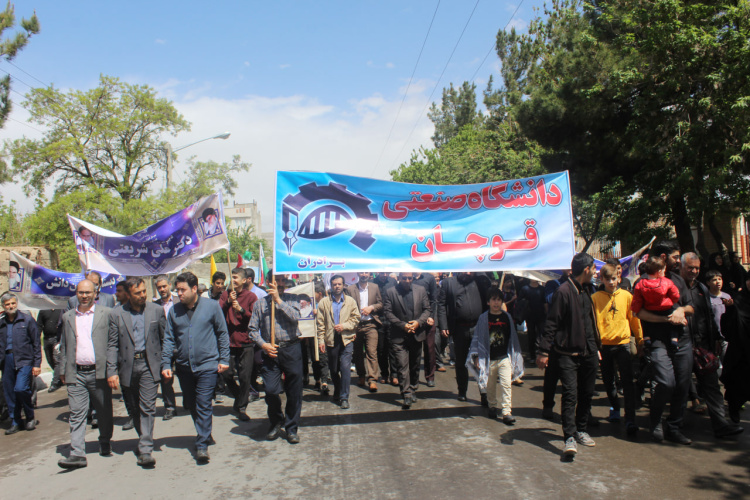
top-left (384, 272), bottom-right (431, 409)
top-left (438, 272), bottom-right (491, 401)
top-left (107, 277), bottom-right (167, 468)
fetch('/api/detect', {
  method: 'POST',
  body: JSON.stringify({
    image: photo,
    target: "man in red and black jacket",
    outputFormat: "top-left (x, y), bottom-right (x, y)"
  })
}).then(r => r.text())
top-left (536, 253), bottom-right (600, 459)
top-left (219, 267), bottom-right (258, 422)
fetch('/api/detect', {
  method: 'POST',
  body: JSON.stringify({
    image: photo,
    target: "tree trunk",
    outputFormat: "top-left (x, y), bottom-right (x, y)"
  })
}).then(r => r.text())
top-left (695, 211), bottom-right (710, 260)
top-left (707, 215), bottom-right (727, 253)
top-left (670, 196), bottom-right (695, 253)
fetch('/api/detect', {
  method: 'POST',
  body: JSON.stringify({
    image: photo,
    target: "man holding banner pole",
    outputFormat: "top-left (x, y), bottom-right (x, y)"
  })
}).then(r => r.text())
top-left (248, 273), bottom-right (304, 444)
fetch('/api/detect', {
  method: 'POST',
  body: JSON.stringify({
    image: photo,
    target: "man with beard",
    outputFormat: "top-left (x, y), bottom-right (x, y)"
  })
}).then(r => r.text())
top-left (438, 272), bottom-right (491, 402)
top-left (348, 272), bottom-right (382, 392)
top-left (634, 241), bottom-right (693, 445)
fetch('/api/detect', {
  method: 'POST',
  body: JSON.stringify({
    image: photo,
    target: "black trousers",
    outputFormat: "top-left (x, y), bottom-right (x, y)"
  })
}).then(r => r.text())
top-left (452, 325), bottom-right (474, 396)
top-left (600, 344), bottom-right (636, 422)
top-left (558, 352), bottom-right (598, 439)
top-left (695, 367), bottom-right (732, 433)
top-left (261, 342), bottom-right (303, 434)
top-left (222, 345), bottom-right (258, 411)
top-left (543, 350), bottom-right (561, 409)
top-left (649, 337), bottom-right (692, 432)
top-left (377, 323), bottom-right (396, 381)
top-left (525, 316), bottom-right (545, 358)
top-left (391, 336), bottom-right (422, 397)
top-left (161, 369), bottom-right (176, 411)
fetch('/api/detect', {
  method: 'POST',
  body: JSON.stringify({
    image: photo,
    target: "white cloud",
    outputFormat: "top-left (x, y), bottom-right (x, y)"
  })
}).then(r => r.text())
top-left (279, 64), bottom-right (291, 70)
top-left (168, 88), bottom-right (433, 231)
top-left (0, 83), bottom-right (435, 233)
top-left (386, 62), bottom-right (394, 69)
top-left (155, 38), bottom-right (166, 45)
top-left (244, 61), bottom-right (250, 67)
top-left (507, 18), bottom-right (527, 32)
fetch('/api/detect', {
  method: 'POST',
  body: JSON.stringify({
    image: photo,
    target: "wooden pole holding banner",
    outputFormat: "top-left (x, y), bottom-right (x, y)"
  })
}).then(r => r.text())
top-left (270, 277), bottom-right (276, 346)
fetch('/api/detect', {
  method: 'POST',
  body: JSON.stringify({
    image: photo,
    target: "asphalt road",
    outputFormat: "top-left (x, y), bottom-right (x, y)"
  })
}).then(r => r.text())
top-left (1, 361), bottom-right (748, 499)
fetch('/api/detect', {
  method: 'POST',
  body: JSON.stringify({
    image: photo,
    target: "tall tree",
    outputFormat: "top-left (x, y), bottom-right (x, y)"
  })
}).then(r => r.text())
top-left (0, 2), bottom-right (39, 130)
top-left (427, 81), bottom-right (482, 148)
top-left (7, 75), bottom-right (190, 202)
top-left (504, 0), bottom-right (750, 251)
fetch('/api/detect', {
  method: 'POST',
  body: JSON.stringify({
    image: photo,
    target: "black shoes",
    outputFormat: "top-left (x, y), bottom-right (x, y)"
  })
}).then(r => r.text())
top-left (457, 394), bottom-right (467, 402)
top-left (99, 442), bottom-right (113, 456)
top-left (122, 418), bottom-right (134, 431)
top-left (488, 408), bottom-right (498, 419)
top-left (402, 397), bottom-right (412, 410)
top-left (137, 453), bottom-right (156, 468)
top-left (196, 448), bottom-right (210, 464)
top-left (25, 419), bottom-right (39, 431)
top-left (5, 424), bottom-right (21, 435)
top-left (163, 408), bottom-right (175, 421)
top-left (248, 394), bottom-right (260, 403)
top-left (287, 432), bottom-right (300, 444)
top-left (48, 383), bottom-right (61, 393)
top-left (502, 414), bottom-right (516, 426)
top-left (236, 409), bottom-right (251, 422)
top-left (480, 393), bottom-right (489, 407)
top-left (58, 455), bottom-right (87, 469)
top-left (715, 424), bottom-right (744, 439)
top-left (266, 423), bottom-right (282, 441)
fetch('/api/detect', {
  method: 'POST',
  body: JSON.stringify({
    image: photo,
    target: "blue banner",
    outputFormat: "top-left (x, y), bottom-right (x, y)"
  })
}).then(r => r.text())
top-left (274, 171), bottom-right (575, 273)
top-left (9, 252), bottom-right (124, 310)
top-left (68, 193), bottom-right (229, 276)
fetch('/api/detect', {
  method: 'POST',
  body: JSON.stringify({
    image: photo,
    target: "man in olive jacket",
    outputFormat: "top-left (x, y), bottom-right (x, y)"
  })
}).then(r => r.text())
top-left (317, 275), bottom-right (360, 409)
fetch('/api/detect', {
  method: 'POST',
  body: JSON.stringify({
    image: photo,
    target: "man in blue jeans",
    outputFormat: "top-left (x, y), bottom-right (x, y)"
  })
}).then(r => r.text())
top-left (0, 292), bottom-right (41, 435)
top-left (161, 272), bottom-right (229, 464)
top-left (316, 275), bottom-right (361, 410)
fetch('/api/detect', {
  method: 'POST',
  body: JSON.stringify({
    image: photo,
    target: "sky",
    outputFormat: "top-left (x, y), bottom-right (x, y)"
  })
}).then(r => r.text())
top-left (1, 0), bottom-right (545, 232)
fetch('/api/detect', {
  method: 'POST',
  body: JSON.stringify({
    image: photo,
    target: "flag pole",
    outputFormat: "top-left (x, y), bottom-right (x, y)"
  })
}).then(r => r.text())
top-left (270, 277), bottom-right (276, 345)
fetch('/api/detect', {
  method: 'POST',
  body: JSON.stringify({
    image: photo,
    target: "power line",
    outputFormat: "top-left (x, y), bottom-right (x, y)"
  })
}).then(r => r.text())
top-left (389, 0), bottom-right (482, 172)
top-left (371, 0), bottom-right (441, 175)
top-left (469, 0), bottom-right (525, 84)
top-left (0, 67), bottom-right (36, 90)
top-left (5, 60), bottom-right (51, 88)
top-left (4, 115), bottom-right (44, 134)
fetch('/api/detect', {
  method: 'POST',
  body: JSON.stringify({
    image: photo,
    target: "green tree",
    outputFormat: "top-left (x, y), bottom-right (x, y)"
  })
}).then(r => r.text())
top-left (505, 0), bottom-right (750, 251)
top-left (391, 124), bottom-right (546, 185)
top-left (0, 2), bottom-right (39, 130)
top-left (427, 82), bottom-right (483, 148)
top-left (208, 225), bottom-right (265, 264)
top-left (8, 74), bottom-right (190, 202)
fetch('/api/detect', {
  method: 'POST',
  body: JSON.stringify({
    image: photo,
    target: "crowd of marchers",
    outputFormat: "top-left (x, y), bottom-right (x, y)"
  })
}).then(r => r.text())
top-left (2, 242), bottom-right (750, 467)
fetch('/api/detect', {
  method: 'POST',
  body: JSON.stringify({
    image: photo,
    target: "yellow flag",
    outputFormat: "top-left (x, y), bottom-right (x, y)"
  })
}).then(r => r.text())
top-left (210, 254), bottom-right (217, 280)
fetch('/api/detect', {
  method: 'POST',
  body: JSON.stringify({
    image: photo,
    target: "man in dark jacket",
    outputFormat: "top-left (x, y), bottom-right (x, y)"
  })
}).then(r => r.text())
top-left (681, 252), bottom-right (743, 438)
top-left (438, 272), bottom-right (490, 401)
top-left (384, 272), bottom-right (431, 409)
top-left (0, 292), bottom-right (41, 434)
top-left (161, 272), bottom-right (230, 464)
top-left (537, 253), bottom-right (600, 458)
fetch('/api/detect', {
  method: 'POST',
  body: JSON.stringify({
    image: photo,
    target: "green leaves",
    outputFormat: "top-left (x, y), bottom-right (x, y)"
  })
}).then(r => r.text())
top-left (7, 75), bottom-right (190, 202)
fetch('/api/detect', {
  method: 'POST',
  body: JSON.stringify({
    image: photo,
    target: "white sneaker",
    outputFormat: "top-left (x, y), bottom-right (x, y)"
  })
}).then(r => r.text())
top-left (563, 437), bottom-right (577, 457)
top-left (574, 431), bottom-right (596, 447)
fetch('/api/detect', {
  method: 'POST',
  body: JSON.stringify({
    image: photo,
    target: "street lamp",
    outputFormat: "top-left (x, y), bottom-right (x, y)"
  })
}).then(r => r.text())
top-left (165, 132), bottom-right (231, 190)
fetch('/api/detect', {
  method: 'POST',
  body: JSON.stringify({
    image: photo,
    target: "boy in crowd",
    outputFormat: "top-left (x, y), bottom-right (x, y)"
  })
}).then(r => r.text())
top-left (468, 286), bottom-right (524, 425)
top-left (632, 256), bottom-right (681, 348)
top-left (705, 270), bottom-right (732, 356)
top-left (592, 264), bottom-right (643, 435)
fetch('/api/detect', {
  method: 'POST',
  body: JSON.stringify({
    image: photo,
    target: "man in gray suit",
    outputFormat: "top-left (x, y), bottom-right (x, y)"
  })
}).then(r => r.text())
top-left (58, 279), bottom-right (114, 469)
top-left (107, 277), bottom-right (166, 468)
top-left (383, 272), bottom-right (431, 410)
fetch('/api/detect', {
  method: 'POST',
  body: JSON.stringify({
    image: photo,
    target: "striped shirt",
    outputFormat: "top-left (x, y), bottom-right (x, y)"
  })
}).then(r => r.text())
top-left (248, 293), bottom-right (302, 347)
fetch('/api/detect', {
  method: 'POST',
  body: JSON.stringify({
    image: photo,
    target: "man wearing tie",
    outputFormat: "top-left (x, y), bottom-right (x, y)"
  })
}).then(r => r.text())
top-left (107, 277), bottom-right (167, 468)
top-left (57, 280), bottom-right (114, 469)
